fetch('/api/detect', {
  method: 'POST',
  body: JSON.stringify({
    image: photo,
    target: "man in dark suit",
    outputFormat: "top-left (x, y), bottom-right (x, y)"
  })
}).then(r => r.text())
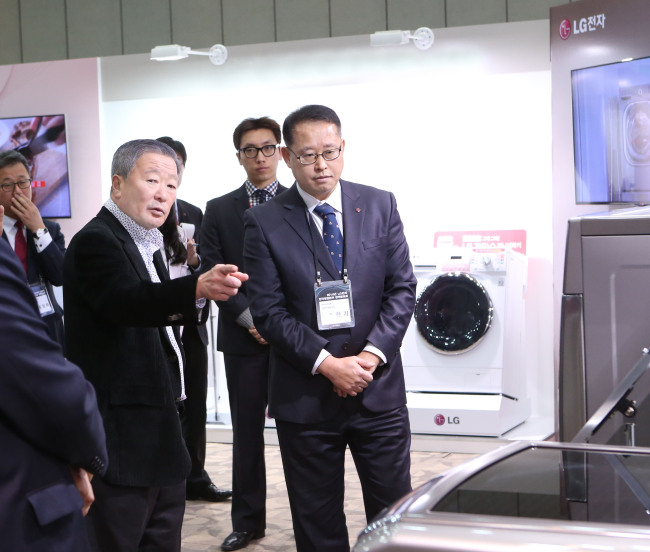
top-left (243, 105), bottom-right (416, 552)
top-left (0, 227), bottom-right (108, 552)
top-left (202, 117), bottom-right (287, 551)
top-left (64, 139), bottom-right (248, 552)
top-left (156, 136), bottom-right (232, 502)
top-left (0, 150), bottom-right (65, 349)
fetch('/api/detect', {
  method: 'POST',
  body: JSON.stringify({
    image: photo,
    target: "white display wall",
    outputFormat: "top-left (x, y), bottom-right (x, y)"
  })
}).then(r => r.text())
top-left (98, 21), bottom-right (554, 440)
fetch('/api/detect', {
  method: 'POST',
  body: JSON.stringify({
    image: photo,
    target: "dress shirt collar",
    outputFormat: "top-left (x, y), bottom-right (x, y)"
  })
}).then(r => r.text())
top-left (244, 179), bottom-right (279, 198)
top-left (296, 181), bottom-right (342, 214)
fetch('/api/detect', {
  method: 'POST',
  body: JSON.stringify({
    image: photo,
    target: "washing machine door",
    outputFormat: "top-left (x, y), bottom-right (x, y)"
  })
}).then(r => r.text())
top-left (414, 272), bottom-right (494, 354)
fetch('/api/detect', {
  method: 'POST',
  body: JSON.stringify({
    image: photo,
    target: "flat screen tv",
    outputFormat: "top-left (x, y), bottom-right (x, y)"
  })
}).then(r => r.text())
top-left (0, 114), bottom-right (71, 218)
top-left (572, 56), bottom-right (650, 204)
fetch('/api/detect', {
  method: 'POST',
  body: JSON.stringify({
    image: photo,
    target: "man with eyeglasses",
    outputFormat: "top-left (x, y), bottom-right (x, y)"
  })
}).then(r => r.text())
top-left (0, 150), bottom-right (66, 350)
top-left (201, 116), bottom-right (287, 551)
top-left (243, 105), bottom-right (416, 552)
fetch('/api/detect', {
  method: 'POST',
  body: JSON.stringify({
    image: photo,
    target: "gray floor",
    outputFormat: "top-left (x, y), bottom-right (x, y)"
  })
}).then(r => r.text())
top-left (181, 443), bottom-right (475, 551)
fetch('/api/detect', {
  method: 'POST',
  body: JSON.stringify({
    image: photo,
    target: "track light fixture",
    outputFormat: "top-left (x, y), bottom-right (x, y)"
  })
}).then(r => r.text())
top-left (150, 44), bottom-right (229, 66)
top-left (370, 27), bottom-right (434, 50)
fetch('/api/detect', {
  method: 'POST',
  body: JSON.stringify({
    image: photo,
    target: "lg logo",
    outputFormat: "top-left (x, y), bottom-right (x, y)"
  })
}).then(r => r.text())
top-left (434, 414), bottom-right (460, 426)
top-left (559, 14), bottom-right (606, 40)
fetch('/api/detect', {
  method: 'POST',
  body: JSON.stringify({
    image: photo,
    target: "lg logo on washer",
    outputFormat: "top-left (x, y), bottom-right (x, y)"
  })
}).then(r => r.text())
top-left (559, 13), bottom-right (606, 40)
top-left (434, 414), bottom-right (460, 426)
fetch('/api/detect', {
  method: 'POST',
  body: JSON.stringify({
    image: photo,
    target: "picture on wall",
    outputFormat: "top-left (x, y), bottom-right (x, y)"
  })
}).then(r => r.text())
top-left (572, 56), bottom-right (650, 205)
top-left (0, 114), bottom-right (71, 218)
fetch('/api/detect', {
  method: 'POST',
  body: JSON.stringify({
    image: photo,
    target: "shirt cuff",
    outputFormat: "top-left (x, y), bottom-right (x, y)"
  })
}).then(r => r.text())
top-left (34, 231), bottom-right (52, 253)
top-left (236, 307), bottom-right (254, 329)
top-left (312, 349), bottom-right (332, 375)
top-left (363, 343), bottom-right (386, 365)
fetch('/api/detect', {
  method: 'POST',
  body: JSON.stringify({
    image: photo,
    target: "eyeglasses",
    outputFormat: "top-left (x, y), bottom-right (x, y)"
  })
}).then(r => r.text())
top-left (238, 145), bottom-right (279, 159)
top-left (0, 179), bottom-right (32, 192)
top-left (287, 145), bottom-right (342, 165)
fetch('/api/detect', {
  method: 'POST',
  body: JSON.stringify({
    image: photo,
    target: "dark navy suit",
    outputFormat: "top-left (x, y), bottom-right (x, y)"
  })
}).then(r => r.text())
top-left (1, 217), bottom-right (66, 348)
top-left (0, 236), bottom-right (107, 551)
top-left (243, 180), bottom-right (416, 551)
top-left (202, 183), bottom-right (286, 533)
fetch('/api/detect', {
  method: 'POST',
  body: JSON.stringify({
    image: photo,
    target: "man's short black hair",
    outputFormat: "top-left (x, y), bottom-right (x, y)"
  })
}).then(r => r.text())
top-left (233, 117), bottom-right (281, 150)
top-left (156, 136), bottom-right (187, 165)
top-left (282, 105), bottom-right (341, 148)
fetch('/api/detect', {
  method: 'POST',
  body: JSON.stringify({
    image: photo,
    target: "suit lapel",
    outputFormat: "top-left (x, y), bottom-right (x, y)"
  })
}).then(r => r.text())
top-left (98, 208), bottom-right (151, 282)
top-left (233, 185), bottom-right (250, 226)
top-left (282, 185), bottom-right (340, 280)
top-left (341, 180), bottom-right (363, 277)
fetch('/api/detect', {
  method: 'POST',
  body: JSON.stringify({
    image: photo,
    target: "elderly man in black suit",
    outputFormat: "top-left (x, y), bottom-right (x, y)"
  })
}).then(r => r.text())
top-left (243, 105), bottom-right (416, 551)
top-left (0, 229), bottom-right (107, 552)
top-left (202, 116), bottom-right (287, 551)
top-left (0, 150), bottom-right (66, 349)
top-left (156, 136), bottom-right (232, 503)
top-left (63, 139), bottom-right (248, 552)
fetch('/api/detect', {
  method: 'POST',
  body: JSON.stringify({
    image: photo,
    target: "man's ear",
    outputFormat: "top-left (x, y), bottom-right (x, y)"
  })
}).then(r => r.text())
top-left (111, 174), bottom-right (122, 198)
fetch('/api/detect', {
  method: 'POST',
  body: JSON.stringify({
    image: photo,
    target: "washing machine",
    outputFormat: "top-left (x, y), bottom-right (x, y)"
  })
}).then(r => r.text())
top-left (403, 247), bottom-right (530, 436)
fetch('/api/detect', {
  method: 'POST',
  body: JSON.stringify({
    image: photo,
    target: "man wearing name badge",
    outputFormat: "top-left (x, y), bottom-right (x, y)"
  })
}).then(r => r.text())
top-left (63, 139), bottom-right (247, 552)
top-left (202, 116), bottom-right (287, 551)
top-left (0, 150), bottom-right (66, 350)
top-left (243, 105), bottom-right (416, 551)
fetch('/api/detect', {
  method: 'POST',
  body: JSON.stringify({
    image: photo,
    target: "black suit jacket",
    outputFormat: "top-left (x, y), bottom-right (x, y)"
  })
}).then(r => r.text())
top-left (243, 180), bottom-right (416, 424)
top-left (64, 207), bottom-right (206, 487)
top-left (176, 198), bottom-right (209, 347)
top-left (0, 237), bottom-right (107, 551)
top-left (2, 218), bottom-right (65, 347)
top-left (202, 183), bottom-right (287, 355)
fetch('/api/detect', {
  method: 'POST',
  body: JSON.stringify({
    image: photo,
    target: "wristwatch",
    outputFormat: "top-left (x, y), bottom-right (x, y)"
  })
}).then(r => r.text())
top-left (35, 227), bottom-right (49, 239)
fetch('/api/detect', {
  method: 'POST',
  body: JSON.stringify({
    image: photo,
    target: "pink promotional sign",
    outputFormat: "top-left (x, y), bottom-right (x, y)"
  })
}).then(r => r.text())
top-left (433, 230), bottom-right (527, 255)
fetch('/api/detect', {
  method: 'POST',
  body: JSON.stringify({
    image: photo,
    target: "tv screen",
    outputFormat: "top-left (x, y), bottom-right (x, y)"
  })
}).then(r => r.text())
top-left (572, 56), bottom-right (650, 204)
top-left (0, 114), bottom-right (71, 218)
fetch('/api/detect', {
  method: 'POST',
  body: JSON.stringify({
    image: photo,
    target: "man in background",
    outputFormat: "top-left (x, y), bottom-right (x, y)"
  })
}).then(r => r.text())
top-left (0, 228), bottom-right (108, 552)
top-left (243, 105), bottom-right (416, 551)
top-left (157, 135), bottom-right (232, 503)
top-left (0, 150), bottom-right (66, 349)
top-left (64, 139), bottom-right (247, 552)
top-left (202, 116), bottom-right (287, 551)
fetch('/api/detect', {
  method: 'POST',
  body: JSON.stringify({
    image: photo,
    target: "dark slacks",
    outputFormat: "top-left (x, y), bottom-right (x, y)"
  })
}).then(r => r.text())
top-left (276, 401), bottom-right (412, 552)
top-left (86, 478), bottom-right (186, 552)
top-left (180, 326), bottom-right (211, 490)
top-left (224, 351), bottom-right (269, 533)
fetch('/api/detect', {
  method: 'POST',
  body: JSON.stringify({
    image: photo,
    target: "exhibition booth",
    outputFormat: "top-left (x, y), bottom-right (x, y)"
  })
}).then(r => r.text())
top-left (5, 0), bottom-right (649, 452)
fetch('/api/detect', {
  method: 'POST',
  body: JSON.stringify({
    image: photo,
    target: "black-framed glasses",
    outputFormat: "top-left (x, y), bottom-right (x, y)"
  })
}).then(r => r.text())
top-left (238, 145), bottom-right (279, 159)
top-left (287, 145), bottom-right (342, 165)
top-left (0, 179), bottom-right (32, 193)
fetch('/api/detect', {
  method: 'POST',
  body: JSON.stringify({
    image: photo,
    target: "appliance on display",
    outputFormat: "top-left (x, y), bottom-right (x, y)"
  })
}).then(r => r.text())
top-left (0, 114), bottom-right (71, 218)
top-left (572, 55), bottom-right (650, 204)
top-left (559, 206), bottom-right (650, 444)
top-left (403, 247), bottom-right (529, 436)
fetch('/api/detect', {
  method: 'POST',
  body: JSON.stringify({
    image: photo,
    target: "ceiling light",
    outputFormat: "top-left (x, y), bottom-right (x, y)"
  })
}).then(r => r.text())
top-left (150, 44), bottom-right (229, 66)
top-left (370, 27), bottom-right (434, 50)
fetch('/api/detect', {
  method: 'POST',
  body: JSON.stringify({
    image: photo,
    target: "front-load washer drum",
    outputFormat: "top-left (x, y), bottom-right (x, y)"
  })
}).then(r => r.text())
top-left (414, 272), bottom-right (494, 354)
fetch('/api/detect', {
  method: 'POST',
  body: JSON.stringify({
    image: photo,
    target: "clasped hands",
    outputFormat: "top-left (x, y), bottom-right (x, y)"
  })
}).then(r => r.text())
top-left (317, 351), bottom-right (381, 398)
top-left (196, 264), bottom-right (248, 301)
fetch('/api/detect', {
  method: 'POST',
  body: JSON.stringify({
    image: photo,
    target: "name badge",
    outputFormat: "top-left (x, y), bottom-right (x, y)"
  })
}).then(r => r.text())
top-left (30, 283), bottom-right (55, 317)
top-left (314, 279), bottom-right (355, 330)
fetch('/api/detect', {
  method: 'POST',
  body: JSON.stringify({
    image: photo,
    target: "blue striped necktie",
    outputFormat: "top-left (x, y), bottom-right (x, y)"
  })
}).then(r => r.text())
top-left (314, 203), bottom-right (343, 276)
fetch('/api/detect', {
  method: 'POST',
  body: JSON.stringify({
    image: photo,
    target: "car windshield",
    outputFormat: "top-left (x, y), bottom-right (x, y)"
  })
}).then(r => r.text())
top-left (432, 446), bottom-right (650, 526)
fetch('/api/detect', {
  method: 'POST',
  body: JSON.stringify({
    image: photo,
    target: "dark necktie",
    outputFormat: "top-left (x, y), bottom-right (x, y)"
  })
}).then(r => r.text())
top-left (255, 189), bottom-right (269, 203)
top-left (314, 203), bottom-right (343, 276)
top-left (14, 220), bottom-right (28, 272)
